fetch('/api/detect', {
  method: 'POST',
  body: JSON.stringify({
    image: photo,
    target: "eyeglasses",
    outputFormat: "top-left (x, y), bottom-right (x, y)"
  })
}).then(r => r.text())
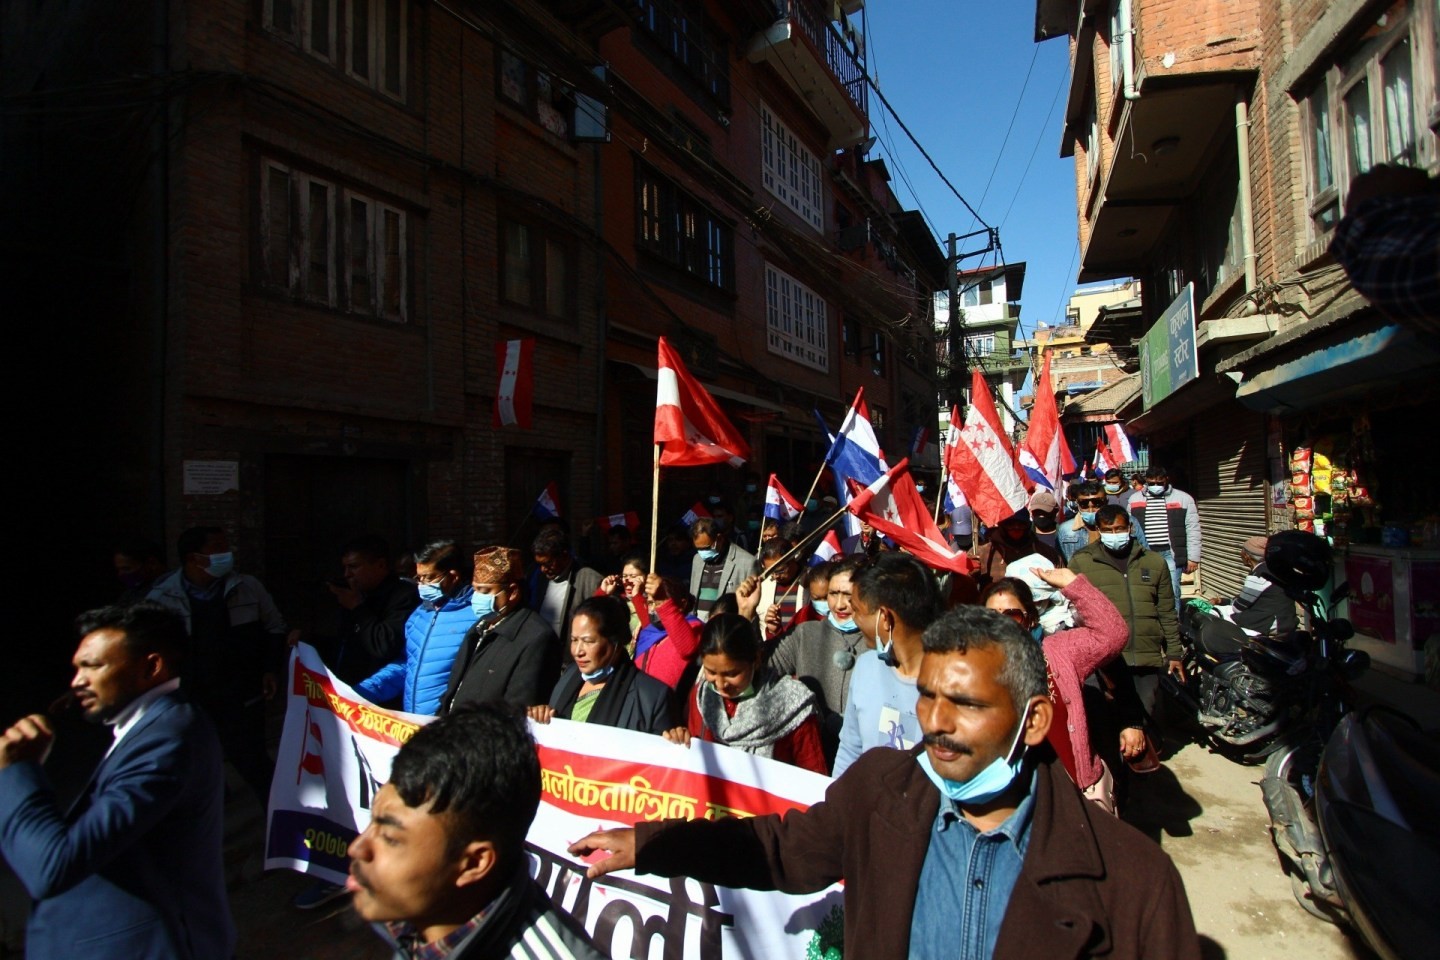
top-left (991, 607), bottom-right (1029, 624)
top-left (415, 572), bottom-right (447, 586)
top-left (1075, 498), bottom-right (1106, 508)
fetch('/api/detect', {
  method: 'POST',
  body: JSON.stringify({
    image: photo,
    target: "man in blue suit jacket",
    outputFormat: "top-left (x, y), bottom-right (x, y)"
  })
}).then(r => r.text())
top-left (0, 602), bottom-right (235, 958)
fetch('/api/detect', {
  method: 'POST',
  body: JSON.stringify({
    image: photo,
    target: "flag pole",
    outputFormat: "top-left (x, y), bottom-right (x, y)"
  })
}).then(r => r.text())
top-left (649, 443), bottom-right (661, 573)
top-left (760, 503), bottom-right (851, 578)
top-left (792, 464), bottom-right (830, 529)
top-left (933, 423), bottom-right (950, 525)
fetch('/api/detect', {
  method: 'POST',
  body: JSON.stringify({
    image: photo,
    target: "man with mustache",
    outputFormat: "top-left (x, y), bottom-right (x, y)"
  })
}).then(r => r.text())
top-left (0, 602), bottom-right (234, 958)
top-left (346, 703), bottom-right (601, 959)
top-left (569, 606), bottom-right (1199, 959)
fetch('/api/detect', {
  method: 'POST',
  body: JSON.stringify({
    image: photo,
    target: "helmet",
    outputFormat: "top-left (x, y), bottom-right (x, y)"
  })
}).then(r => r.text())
top-left (1264, 530), bottom-right (1333, 591)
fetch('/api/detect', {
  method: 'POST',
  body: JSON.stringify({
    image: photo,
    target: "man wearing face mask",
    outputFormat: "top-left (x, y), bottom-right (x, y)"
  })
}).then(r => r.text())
top-left (688, 516), bottom-right (760, 622)
top-left (1027, 491), bottom-right (1062, 549)
top-left (1102, 469), bottom-right (1129, 507)
top-left (971, 510), bottom-right (1064, 588)
top-left (1069, 506), bottom-right (1181, 760)
top-left (834, 553), bottom-right (943, 776)
top-left (569, 605), bottom-right (1199, 959)
top-left (1128, 465), bottom-right (1202, 613)
top-left (147, 526), bottom-right (291, 806)
top-left (1058, 481), bottom-right (1148, 563)
top-left (353, 541), bottom-right (476, 717)
top-left (442, 546), bottom-right (560, 714)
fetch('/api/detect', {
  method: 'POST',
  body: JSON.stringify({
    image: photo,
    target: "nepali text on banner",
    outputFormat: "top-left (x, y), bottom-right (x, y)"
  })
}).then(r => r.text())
top-left (265, 645), bottom-right (843, 958)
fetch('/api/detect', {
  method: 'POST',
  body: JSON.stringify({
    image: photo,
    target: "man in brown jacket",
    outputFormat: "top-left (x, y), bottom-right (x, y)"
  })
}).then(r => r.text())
top-left (569, 606), bottom-right (1198, 959)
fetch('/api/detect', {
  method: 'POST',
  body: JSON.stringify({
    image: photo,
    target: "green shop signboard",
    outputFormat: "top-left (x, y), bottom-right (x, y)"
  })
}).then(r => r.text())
top-left (1140, 282), bottom-right (1198, 410)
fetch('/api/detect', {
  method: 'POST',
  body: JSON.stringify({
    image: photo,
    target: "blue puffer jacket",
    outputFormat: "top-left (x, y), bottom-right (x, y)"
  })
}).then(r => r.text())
top-left (355, 586), bottom-right (475, 715)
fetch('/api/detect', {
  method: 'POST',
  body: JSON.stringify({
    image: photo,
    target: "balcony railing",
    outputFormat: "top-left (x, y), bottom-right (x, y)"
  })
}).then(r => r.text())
top-left (779, 0), bottom-right (867, 118)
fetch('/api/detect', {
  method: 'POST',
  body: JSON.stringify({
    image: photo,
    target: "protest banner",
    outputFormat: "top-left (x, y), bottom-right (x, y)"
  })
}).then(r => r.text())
top-left (267, 645), bottom-right (844, 959)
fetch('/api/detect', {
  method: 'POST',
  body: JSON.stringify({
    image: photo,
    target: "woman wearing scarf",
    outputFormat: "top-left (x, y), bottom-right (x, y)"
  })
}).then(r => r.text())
top-left (663, 614), bottom-right (826, 774)
top-left (528, 595), bottom-right (673, 735)
top-left (980, 567), bottom-right (1129, 814)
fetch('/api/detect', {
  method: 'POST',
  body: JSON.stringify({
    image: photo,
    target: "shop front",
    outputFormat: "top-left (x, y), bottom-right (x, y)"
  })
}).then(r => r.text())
top-left (1220, 313), bottom-right (1440, 679)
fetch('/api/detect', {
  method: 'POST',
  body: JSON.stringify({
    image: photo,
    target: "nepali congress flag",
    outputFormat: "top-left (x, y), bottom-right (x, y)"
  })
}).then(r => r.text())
top-left (493, 338), bottom-right (534, 428)
top-left (946, 371), bottom-right (1030, 527)
top-left (533, 482), bottom-right (562, 521)
top-left (1105, 422), bottom-right (1137, 465)
top-left (820, 389), bottom-right (889, 536)
top-left (847, 459), bottom-right (973, 575)
top-left (655, 337), bottom-right (750, 467)
top-left (763, 474), bottom-right (803, 523)
top-left (679, 502), bottom-right (711, 527)
top-left (809, 529), bottom-right (843, 567)
top-left (1020, 352), bottom-right (1076, 491)
top-left (596, 511), bottom-right (640, 533)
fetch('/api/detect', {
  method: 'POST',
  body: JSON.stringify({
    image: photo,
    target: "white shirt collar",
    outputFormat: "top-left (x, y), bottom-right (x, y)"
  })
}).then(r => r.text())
top-left (105, 677), bottom-right (182, 755)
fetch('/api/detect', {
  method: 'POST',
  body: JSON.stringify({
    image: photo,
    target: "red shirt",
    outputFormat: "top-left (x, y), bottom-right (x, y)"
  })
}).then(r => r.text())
top-left (687, 688), bottom-right (829, 775)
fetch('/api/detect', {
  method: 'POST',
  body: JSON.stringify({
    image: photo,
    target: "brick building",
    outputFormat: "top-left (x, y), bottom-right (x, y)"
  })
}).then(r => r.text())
top-left (1035, 0), bottom-right (1438, 619)
top-left (3, 0), bottom-right (940, 632)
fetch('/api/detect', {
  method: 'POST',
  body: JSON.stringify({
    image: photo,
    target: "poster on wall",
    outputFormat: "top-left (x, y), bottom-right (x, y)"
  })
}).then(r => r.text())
top-left (1345, 553), bottom-right (1396, 644)
top-left (1409, 560), bottom-right (1440, 649)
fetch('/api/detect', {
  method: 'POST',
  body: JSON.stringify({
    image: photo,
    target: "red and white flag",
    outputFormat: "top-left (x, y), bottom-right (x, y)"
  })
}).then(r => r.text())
top-left (493, 338), bottom-right (534, 428)
top-left (1021, 352), bottom-right (1077, 491)
top-left (945, 372), bottom-right (1030, 527)
top-left (679, 502), bottom-right (711, 527)
top-left (809, 529), bottom-right (843, 567)
top-left (596, 511), bottom-right (640, 532)
top-left (847, 459), bottom-right (974, 575)
top-left (655, 337), bottom-right (750, 467)
top-left (1105, 422), bottom-right (1136, 465)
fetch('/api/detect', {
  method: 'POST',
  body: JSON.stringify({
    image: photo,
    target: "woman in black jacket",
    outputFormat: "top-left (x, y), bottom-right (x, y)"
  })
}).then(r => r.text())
top-left (528, 595), bottom-right (674, 735)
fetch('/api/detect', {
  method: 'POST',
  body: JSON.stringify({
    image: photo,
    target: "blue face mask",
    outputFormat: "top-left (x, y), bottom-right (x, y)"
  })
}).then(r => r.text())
top-left (204, 552), bottom-right (234, 578)
top-left (812, 598), bottom-right (831, 617)
top-left (696, 547), bottom-right (720, 562)
top-left (1147, 484), bottom-right (1168, 497)
top-left (580, 664), bottom-right (615, 682)
top-left (470, 591), bottom-right (497, 619)
top-left (417, 583), bottom-right (445, 604)
top-left (828, 612), bottom-right (860, 634)
top-left (806, 498), bottom-right (820, 511)
top-left (1031, 625), bottom-right (1045, 643)
top-left (917, 703), bottom-right (1032, 805)
top-left (1104, 482), bottom-right (1123, 494)
top-left (1080, 510), bottom-right (1098, 526)
top-left (1100, 532), bottom-right (1132, 552)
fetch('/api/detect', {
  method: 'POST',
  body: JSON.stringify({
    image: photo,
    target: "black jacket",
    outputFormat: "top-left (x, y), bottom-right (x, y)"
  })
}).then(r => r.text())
top-left (334, 574), bottom-right (420, 686)
top-left (547, 652), bottom-right (674, 735)
top-left (442, 608), bottom-right (561, 713)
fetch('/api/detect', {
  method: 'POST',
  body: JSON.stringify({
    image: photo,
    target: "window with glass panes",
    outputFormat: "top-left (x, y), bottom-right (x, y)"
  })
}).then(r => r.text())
top-left (1300, 0), bottom-right (1436, 237)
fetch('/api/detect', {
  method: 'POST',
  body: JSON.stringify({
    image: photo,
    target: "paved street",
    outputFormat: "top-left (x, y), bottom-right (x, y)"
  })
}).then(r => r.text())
top-left (1127, 736), bottom-right (1372, 960)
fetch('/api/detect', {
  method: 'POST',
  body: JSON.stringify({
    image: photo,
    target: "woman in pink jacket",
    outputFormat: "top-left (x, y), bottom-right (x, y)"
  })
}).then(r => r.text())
top-left (981, 566), bottom-right (1128, 814)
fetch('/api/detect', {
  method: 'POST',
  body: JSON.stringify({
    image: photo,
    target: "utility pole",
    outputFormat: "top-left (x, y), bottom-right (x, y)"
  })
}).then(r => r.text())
top-left (947, 232), bottom-right (966, 422)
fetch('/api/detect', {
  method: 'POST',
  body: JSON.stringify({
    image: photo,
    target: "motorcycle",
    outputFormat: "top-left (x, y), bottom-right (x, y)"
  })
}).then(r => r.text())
top-left (1164, 533), bottom-right (1357, 763)
top-left (1182, 531), bottom-right (1440, 958)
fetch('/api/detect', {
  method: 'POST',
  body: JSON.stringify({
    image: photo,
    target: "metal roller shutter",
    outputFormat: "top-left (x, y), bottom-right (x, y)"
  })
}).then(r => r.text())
top-left (1190, 402), bottom-right (1270, 600)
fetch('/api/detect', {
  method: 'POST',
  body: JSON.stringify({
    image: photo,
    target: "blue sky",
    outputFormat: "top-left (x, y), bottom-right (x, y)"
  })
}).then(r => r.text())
top-left (862, 2), bottom-right (1078, 383)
